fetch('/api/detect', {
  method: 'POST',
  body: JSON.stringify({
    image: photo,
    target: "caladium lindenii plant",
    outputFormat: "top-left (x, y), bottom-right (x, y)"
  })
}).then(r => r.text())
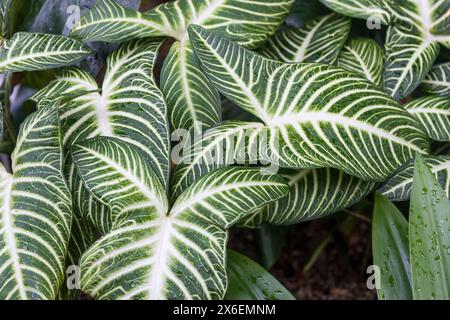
top-left (0, 0), bottom-right (449, 301)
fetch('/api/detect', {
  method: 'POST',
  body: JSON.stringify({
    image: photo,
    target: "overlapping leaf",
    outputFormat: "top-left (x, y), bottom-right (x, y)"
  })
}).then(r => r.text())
top-left (318, 0), bottom-right (450, 100)
top-left (72, 137), bottom-right (289, 300)
top-left (372, 193), bottom-right (412, 300)
top-left (0, 102), bottom-right (72, 299)
top-left (0, 32), bottom-right (90, 73)
top-left (71, 0), bottom-right (293, 131)
top-left (380, 155), bottom-right (450, 201)
top-left (337, 38), bottom-right (384, 85)
top-left (240, 168), bottom-right (376, 227)
top-left (404, 96), bottom-right (450, 141)
top-left (187, 26), bottom-right (429, 185)
top-left (383, 26), bottom-right (441, 100)
top-left (32, 39), bottom-right (170, 232)
top-left (319, 0), bottom-right (390, 24)
top-left (421, 63), bottom-right (450, 96)
top-left (262, 13), bottom-right (351, 64)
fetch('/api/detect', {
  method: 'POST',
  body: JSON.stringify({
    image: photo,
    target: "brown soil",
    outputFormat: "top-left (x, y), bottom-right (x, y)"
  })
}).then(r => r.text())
top-left (228, 219), bottom-right (377, 300)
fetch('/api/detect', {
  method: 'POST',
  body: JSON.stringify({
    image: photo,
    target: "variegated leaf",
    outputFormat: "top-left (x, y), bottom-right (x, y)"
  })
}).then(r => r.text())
top-left (71, 0), bottom-right (293, 130)
top-left (188, 26), bottom-right (429, 183)
top-left (71, 0), bottom-right (293, 47)
top-left (72, 137), bottom-right (289, 300)
top-left (421, 62), bottom-right (450, 96)
top-left (337, 38), bottom-right (384, 85)
top-left (33, 39), bottom-right (170, 233)
top-left (382, 25), bottom-right (441, 100)
top-left (379, 155), bottom-right (450, 201)
top-left (171, 121), bottom-right (268, 199)
top-left (161, 41), bottom-right (221, 131)
top-left (240, 168), bottom-right (376, 227)
top-left (0, 32), bottom-right (90, 73)
top-left (385, 0), bottom-right (450, 36)
top-left (0, 102), bottom-right (72, 299)
top-left (261, 13), bottom-right (351, 64)
top-left (404, 96), bottom-right (450, 141)
top-left (319, 0), bottom-right (390, 25)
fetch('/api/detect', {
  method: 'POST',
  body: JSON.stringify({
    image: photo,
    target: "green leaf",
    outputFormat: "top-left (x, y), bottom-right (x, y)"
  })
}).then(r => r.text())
top-left (70, 0), bottom-right (168, 42)
top-left (337, 38), bottom-right (384, 85)
top-left (319, 0), bottom-right (390, 25)
top-left (382, 25), bottom-right (440, 100)
top-left (0, 0), bottom-right (28, 37)
top-left (225, 250), bottom-right (294, 300)
top-left (372, 193), bottom-right (413, 300)
top-left (253, 224), bottom-right (287, 269)
top-left (262, 13), bottom-right (351, 64)
top-left (404, 96), bottom-right (450, 141)
top-left (385, 0), bottom-right (450, 36)
top-left (188, 25), bottom-right (430, 182)
top-left (71, 0), bottom-right (293, 46)
top-left (33, 39), bottom-right (170, 232)
top-left (0, 101), bottom-right (72, 299)
top-left (380, 155), bottom-right (450, 201)
top-left (161, 41), bottom-right (221, 131)
top-left (171, 121), bottom-right (267, 199)
top-left (409, 154), bottom-right (450, 299)
top-left (72, 137), bottom-right (289, 299)
top-left (0, 32), bottom-right (90, 73)
top-left (241, 168), bottom-right (376, 226)
top-left (421, 63), bottom-right (450, 96)
top-left (71, 0), bottom-right (293, 131)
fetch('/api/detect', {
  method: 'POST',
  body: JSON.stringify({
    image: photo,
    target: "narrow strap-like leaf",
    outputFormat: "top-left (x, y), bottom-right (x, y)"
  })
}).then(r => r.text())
top-left (189, 25), bottom-right (429, 182)
top-left (421, 63), bottom-right (450, 96)
top-left (410, 155), bottom-right (450, 299)
top-left (225, 250), bottom-right (295, 300)
top-left (241, 168), bottom-right (376, 226)
top-left (404, 96), bottom-right (450, 141)
top-left (0, 102), bottom-right (72, 299)
top-left (380, 155), bottom-right (450, 201)
top-left (261, 13), bottom-right (351, 64)
top-left (372, 193), bottom-right (412, 300)
top-left (337, 38), bottom-right (384, 85)
top-left (0, 32), bottom-right (90, 73)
